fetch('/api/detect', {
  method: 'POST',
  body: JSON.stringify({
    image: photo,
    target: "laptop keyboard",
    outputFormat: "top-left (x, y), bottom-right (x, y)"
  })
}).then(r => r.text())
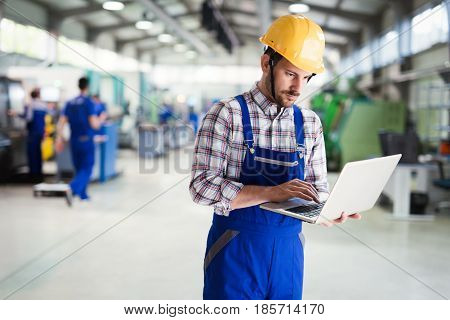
top-left (286, 202), bottom-right (326, 218)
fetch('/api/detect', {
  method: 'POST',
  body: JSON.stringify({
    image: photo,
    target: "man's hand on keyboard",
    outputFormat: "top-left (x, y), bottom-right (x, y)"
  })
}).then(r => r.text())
top-left (269, 179), bottom-right (320, 203)
top-left (320, 212), bottom-right (362, 227)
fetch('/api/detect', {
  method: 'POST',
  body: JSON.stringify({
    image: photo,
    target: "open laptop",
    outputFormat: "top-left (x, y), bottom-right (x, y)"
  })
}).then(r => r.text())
top-left (260, 154), bottom-right (402, 224)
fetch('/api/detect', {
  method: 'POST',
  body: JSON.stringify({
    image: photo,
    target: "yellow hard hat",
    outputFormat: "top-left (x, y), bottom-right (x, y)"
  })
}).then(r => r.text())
top-left (259, 15), bottom-right (325, 74)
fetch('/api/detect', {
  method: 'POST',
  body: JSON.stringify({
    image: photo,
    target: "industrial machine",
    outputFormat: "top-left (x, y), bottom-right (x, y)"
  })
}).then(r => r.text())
top-left (311, 90), bottom-right (405, 170)
top-left (0, 76), bottom-right (27, 181)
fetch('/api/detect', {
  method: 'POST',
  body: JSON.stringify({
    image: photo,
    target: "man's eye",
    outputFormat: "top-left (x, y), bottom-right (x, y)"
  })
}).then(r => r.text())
top-left (287, 72), bottom-right (295, 77)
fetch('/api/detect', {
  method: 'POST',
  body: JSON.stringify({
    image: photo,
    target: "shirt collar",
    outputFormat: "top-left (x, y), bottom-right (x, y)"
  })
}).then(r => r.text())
top-left (249, 82), bottom-right (294, 118)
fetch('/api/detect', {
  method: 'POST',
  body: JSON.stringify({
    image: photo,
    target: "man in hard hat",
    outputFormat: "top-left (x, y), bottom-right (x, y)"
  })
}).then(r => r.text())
top-left (189, 15), bottom-right (361, 300)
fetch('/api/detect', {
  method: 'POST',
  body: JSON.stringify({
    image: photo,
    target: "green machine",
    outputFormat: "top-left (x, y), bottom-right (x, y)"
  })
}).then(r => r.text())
top-left (312, 92), bottom-right (406, 170)
top-left (311, 91), bottom-right (349, 170)
top-left (337, 100), bottom-right (405, 168)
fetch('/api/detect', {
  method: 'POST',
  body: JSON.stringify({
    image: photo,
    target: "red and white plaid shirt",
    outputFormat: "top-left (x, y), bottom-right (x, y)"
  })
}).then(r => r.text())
top-left (189, 83), bottom-right (329, 216)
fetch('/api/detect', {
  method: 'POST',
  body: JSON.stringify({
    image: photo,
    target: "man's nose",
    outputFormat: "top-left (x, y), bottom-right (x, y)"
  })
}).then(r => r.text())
top-left (290, 77), bottom-right (303, 93)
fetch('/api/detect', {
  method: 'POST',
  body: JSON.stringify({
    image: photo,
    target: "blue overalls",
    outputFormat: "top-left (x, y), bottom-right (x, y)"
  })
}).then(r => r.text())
top-left (63, 95), bottom-right (96, 200)
top-left (23, 101), bottom-right (47, 176)
top-left (203, 95), bottom-right (306, 300)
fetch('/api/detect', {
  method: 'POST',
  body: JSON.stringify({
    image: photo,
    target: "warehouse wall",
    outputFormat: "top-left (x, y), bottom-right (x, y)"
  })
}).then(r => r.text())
top-left (3, 0), bottom-right (46, 28)
top-left (6, 66), bottom-right (85, 102)
top-left (60, 20), bottom-right (87, 41)
top-left (96, 33), bottom-right (117, 52)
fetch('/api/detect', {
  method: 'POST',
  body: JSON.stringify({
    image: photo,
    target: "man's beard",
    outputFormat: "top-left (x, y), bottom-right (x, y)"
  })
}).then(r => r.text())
top-left (265, 77), bottom-right (300, 108)
top-left (275, 89), bottom-right (300, 108)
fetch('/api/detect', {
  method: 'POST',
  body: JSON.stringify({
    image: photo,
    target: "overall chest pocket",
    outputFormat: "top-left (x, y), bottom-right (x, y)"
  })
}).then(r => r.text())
top-left (254, 156), bottom-right (298, 167)
top-left (251, 154), bottom-right (299, 182)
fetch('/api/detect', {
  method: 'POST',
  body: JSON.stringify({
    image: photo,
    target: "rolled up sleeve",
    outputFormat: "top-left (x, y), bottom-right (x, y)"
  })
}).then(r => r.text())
top-left (189, 102), bottom-right (244, 214)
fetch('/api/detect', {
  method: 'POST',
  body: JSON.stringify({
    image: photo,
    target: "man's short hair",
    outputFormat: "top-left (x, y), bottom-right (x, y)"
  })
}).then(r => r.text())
top-left (264, 47), bottom-right (284, 67)
top-left (30, 88), bottom-right (40, 99)
top-left (264, 46), bottom-right (316, 82)
top-left (78, 77), bottom-right (89, 90)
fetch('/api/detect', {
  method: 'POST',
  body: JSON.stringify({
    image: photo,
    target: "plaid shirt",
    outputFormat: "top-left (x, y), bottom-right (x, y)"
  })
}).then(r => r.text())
top-left (189, 83), bottom-right (329, 216)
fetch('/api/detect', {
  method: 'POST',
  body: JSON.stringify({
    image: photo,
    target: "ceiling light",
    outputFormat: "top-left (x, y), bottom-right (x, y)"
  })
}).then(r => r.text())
top-left (288, 3), bottom-right (310, 14)
top-left (174, 43), bottom-right (187, 53)
top-left (158, 33), bottom-right (173, 43)
top-left (135, 20), bottom-right (153, 30)
top-left (102, 1), bottom-right (125, 11)
top-left (176, 94), bottom-right (186, 104)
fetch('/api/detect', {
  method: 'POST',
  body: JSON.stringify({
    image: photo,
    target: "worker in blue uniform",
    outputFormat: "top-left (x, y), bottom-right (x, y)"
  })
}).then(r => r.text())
top-left (55, 77), bottom-right (106, 201)
top-left (188, 105), bottom-right (199, 134)
top-left (9, 88), bottom-right (47, 180)
top-left (91, 94), bottom-right (108, 182)
top-left (159, 103), bottom-right (173, 125)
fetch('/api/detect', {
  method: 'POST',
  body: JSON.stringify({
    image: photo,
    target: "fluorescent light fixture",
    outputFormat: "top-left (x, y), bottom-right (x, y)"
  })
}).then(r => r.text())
top-left (174, 43), bottom-right (187, 52)
top-left (158, 33), bottom-right (173, 43)
top-left (135, 20), bottom-right (153, 30)
top-left (288, 3), bottom-right (310, 14)
top-left (185, 50), bottom-right (197, 59)
top-left (102, 1), bottom-right (125, 11)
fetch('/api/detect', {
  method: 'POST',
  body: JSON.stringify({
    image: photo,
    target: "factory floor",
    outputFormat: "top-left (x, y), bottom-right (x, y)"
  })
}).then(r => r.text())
top-left (0, 148), bottom-right (449, 300)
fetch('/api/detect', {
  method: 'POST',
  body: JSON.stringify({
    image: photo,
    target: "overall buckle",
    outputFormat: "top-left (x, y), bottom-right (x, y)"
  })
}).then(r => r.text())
top-left (244, 140), bottom-right (255, 154)
top-left (297, 143), bottom-right (306, 159)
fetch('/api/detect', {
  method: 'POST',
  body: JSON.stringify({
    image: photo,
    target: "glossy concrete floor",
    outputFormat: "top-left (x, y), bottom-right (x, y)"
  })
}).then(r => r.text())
top-left (0, 148), bottom-right (449, 300)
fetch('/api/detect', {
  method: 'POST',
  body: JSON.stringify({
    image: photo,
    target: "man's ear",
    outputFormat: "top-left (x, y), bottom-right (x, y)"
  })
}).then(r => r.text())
top-left (261, 54), bottom-right (270, 74)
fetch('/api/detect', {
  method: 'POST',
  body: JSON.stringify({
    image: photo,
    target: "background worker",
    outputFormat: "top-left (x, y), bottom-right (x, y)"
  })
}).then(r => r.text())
top-left (9, 88), bottom-right (47, 181)
top-left (55, 77), bottom-right (106, 201)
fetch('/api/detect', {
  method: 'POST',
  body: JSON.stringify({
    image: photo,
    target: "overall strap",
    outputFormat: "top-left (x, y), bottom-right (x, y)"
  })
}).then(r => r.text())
top-left (235, 95), bottom-right (255, 153)
top-left (293, 105), bottom-right (306, 159)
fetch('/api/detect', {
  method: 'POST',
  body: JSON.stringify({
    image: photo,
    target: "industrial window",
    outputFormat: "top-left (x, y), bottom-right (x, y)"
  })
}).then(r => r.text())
top-left (0, 18), bottom-right (48, 60)
top-left (378, 30), bottom-right (399, 66)
top-left (356, 44), bottom-right (373, 75)
top-left (339, 1), bottom-right (448, 76)
top-left (57, 36), bottom-right (94, 68)
top-left (411, 2), bottom-right (448, 54)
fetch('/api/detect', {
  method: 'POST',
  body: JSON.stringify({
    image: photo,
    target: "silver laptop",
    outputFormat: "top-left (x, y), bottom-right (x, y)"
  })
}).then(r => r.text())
top-left (260, 154), bottom-right (402, 224)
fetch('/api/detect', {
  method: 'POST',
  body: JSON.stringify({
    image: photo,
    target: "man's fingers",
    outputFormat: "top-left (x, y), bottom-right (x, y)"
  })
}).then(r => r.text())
top-left (335, 213), bottom-right (361, 223)
top-left (289, 190), bottom-right (313, 202)
top-left (292, 179), bottom-right (312, 187)
top-left (337, 216), bottom-right (347, 224)
top-left (341, 212), bottom-right (362, 220)
top-left (291, 179), bottom-right (319, 194)
top-left (320, 221), bottom-right (333, 227)
top-left (290, 186), bottom-right (319, 203)
top-left (290, 184), bottom-right (319, 199)
top-left (282, 179), bottom-right (320, 201)
top-left (320, 213), bottom-right (362, 228)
